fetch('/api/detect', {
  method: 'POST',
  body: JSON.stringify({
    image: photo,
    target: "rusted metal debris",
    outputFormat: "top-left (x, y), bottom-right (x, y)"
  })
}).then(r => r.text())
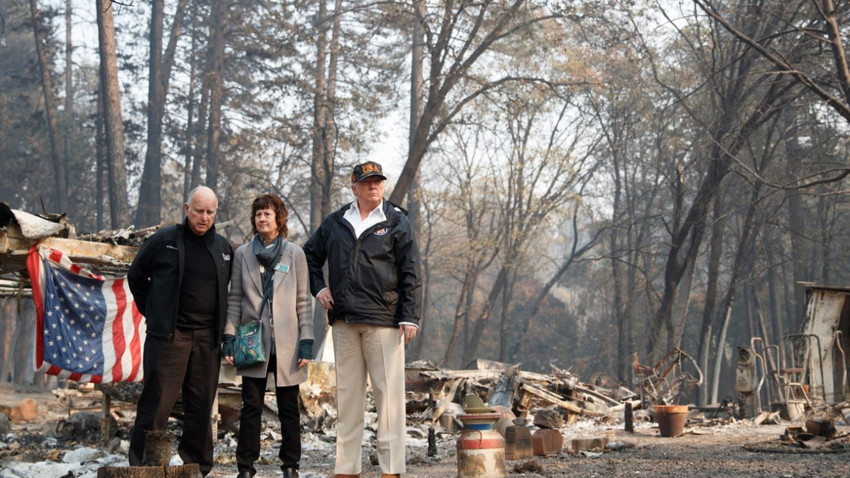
top-left (632, 347), bottom-right (702, 409)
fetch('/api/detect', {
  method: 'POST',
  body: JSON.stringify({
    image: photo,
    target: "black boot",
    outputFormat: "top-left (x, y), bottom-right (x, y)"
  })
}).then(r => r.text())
top-left (281, 467), bottom-right (299, 478)
top-left (236, 471), bottom-right (253, 478)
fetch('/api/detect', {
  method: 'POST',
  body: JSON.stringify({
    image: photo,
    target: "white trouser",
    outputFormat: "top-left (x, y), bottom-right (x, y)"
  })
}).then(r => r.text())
top-left (332, 321), bottom-right (406, 475)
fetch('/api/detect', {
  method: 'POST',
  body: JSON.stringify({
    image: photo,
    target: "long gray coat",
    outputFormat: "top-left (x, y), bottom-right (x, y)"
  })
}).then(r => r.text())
top-left (225, 239), bottom-right (314, 386)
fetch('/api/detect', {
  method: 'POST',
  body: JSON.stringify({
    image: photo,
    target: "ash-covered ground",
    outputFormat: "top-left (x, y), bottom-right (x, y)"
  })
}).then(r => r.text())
top-left (2, 387), bottom-right (849, 478)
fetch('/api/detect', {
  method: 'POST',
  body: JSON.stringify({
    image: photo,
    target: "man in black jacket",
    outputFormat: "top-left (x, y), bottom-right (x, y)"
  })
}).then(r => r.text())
top-left (127, 186), bottom-right (232, 476)
top-left (304, 161), bottom-right (421, 478)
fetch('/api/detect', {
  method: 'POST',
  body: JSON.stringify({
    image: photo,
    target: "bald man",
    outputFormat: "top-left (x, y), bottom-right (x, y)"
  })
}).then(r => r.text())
top-left (128, 186), bottom-right (233, 476)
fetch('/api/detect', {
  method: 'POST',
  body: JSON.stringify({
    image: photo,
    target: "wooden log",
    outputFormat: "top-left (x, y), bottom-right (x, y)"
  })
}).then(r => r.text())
top-left (572, 385), bottom-right (621, 407)
top-left (608, 399), bottom-right (642, 412)
top-left (519, 383), bottom-right (607, 417)
top-left (96, 464), bottom-right (200, 478)
top-left (143, 430), bottom-right (174, 466)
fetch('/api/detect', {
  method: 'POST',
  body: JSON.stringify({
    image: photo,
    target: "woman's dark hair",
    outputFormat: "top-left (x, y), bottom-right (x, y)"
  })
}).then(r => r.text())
top-left (250, 194), bottom-right (288, 238)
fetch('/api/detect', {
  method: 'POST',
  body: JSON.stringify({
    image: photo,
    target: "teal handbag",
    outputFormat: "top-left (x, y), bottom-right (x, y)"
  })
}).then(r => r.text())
top-left (233, 320), bottom-right (266, 368)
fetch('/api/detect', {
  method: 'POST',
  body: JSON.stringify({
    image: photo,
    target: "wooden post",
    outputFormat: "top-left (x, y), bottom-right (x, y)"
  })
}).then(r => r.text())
top-left (625, 401), bottom-right (634, 433)
top-left (102, 393), bottom-right (112, 440)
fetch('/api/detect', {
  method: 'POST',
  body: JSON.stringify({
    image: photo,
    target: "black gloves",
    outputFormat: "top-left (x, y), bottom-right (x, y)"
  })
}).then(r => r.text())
top-left (298, 339), bottom-right (314, 361)
top-left (221, 334), bottom-right (235, 357)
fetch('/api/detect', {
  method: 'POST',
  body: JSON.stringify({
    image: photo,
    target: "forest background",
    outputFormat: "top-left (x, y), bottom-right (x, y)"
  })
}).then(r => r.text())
top-left (2, 0), bottom-right (850, 406)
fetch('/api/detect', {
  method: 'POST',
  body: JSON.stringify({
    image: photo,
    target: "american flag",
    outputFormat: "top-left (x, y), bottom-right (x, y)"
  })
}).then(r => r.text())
top-left (26, 245), bottom-right (145, 383)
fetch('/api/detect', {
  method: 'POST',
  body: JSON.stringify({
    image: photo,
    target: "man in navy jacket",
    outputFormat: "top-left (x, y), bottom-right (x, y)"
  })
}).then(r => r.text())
top-left (304, 162), bottom-right (421, 478)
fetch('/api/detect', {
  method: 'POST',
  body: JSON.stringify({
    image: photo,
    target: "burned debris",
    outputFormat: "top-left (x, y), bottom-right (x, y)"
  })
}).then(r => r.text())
top-left (1, 352), bottom-right (850, 477)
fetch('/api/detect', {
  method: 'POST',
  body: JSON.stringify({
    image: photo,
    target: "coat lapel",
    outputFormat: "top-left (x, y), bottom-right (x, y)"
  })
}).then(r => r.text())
top-left (272, 242), bottom-right (293, 293)
top-left (243, 245), bottom-right (263, 294)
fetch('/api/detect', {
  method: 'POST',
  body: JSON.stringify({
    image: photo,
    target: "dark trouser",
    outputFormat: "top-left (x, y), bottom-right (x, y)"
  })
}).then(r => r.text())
top-left (236, 354), bottom-right (302, 475)
top-left (129, 328), bottom-right (221, 476)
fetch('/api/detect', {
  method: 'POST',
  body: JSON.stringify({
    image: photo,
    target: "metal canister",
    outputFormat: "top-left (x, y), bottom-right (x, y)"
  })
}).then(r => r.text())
top-left (457, 413), bottom-right (506, 478)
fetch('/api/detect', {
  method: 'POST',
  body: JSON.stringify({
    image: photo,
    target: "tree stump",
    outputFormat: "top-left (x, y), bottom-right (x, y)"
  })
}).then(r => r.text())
top-left (143, 430), bottom-right (173, 466)
top-left (96, 464), bottom-right (201, 478)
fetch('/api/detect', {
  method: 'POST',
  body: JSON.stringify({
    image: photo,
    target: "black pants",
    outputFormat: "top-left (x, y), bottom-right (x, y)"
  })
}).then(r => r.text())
top-left (129, 328), bottom-right (221, 476)
top-left (236, 354), bottom-right (302, 475)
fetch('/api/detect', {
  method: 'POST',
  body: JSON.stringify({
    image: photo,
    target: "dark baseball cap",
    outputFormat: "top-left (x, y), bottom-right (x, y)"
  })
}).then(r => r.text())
top-left (351, 161), bottom-right (387, 183)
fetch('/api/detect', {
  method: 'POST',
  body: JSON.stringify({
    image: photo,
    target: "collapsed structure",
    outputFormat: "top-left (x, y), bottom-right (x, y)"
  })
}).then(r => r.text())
top-left (735, 283), bottom-right (850, 422)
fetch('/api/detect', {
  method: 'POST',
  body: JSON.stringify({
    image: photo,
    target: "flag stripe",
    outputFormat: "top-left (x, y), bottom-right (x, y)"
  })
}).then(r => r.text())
top-left (128, 302), bottom-right (143, 381)
top-left (26, 246), bottom-right (46, 371)
top-left (108, 279), bottom-right (126, 382)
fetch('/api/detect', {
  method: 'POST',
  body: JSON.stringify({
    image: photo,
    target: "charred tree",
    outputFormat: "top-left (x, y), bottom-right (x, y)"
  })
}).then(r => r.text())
top-left (29, 0), bottom-right (67, 213)
top-left (205, 0), bottom-right (226, 191)
top-left (136, 0), bottom-right (188, 227)
top-left (96, 0), bottom-right (130, 228)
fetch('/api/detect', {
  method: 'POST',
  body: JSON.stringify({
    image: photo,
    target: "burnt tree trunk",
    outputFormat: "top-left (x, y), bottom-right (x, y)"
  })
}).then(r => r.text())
top-left (697, 193), bottom-right (723, 405)
top-left (63, 0), bottom-right (73, 205)
top-left (205, 0), bottom-right (226, 191)
top-left (183, 11), bottom-right (199, 203)
top-left (137, 0), bottom-right (189, 227)
top-left (97, 0), bottom-right (130, 227)
top-left (406, 0), bottom-right (427, 361)
top-left (783, 105), bottom-right (808, 329)
top-left (30, 0), bottom-right (67, 212)
top-left (710, 184), bottom-right (761, 404)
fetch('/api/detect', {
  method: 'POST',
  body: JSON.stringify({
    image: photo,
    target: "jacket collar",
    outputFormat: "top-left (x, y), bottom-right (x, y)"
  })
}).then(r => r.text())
top-left (334, 199), bottom-right (408, 220)
top-left (179, 218), bottom-right (217, 245)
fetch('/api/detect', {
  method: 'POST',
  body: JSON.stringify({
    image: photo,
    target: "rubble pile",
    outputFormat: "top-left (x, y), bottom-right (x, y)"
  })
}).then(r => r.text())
top-left (403, 360), bottom-right (642, 432)
top-left (0, 355), bottom-right (849, 477)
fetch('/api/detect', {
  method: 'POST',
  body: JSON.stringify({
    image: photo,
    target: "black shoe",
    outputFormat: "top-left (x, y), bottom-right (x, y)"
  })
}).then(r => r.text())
top-left (282, 467), bottom-right (299, 478)
top-left (236, 471), bottom-right (253, 478)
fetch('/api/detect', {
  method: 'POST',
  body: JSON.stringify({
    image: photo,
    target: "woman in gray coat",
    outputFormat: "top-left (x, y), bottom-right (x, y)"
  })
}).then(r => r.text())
top-left (222, 194), bottom-right (314, 478)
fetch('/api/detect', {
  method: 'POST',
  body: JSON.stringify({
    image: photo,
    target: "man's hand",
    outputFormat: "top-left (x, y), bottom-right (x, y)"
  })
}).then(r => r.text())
top-left (317, 288), bottom-right (334, 311)
top-left (400, 324), bottom-right (418, 345)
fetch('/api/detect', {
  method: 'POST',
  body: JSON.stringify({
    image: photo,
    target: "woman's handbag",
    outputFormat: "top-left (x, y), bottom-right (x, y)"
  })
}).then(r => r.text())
top-left (233, 320), bottom-right (266, 368)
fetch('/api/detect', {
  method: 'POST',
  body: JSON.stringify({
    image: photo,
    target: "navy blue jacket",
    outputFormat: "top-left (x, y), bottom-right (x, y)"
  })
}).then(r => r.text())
top-left (128, 221), bottom-right (232, 340)
top-left (304, 201), bottom-right (421, 327)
